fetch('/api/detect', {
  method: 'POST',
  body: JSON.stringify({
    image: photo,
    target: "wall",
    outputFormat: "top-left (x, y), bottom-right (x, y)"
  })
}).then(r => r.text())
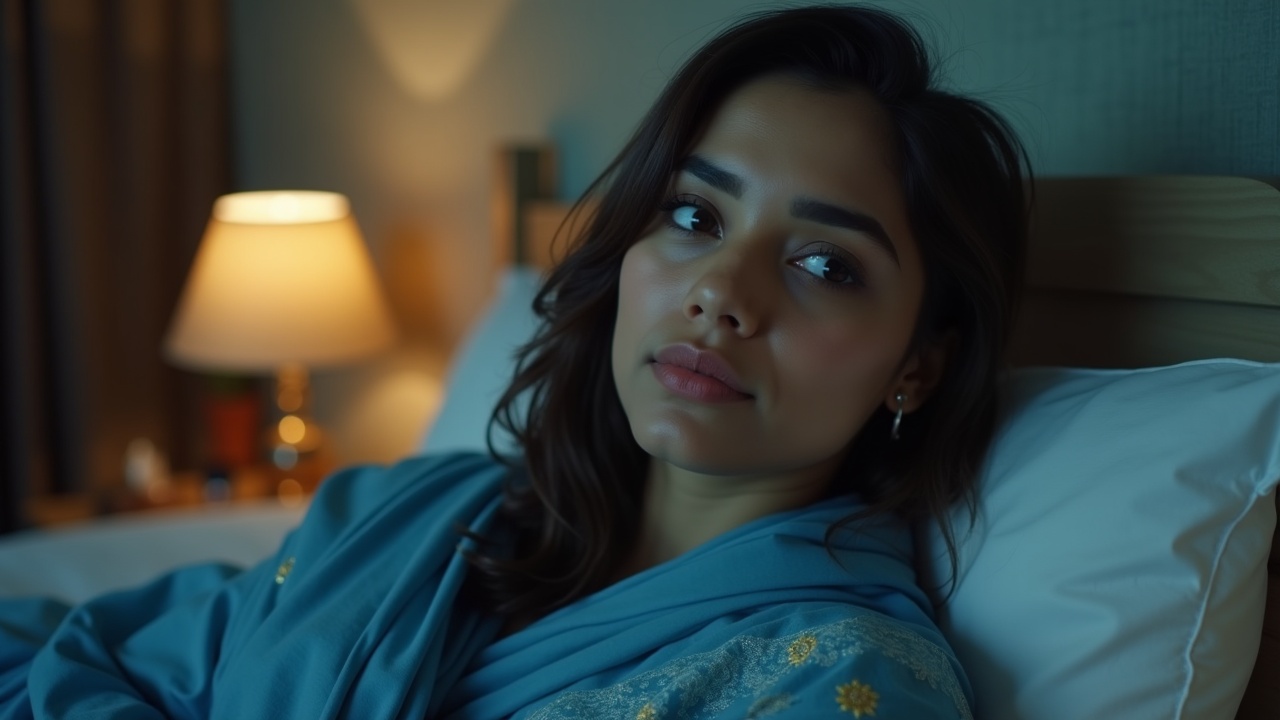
top-left (228, 0), bottom-right (1280, 465)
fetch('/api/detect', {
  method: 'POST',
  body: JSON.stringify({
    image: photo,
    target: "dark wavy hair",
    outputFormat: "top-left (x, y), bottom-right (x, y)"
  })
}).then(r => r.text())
top-left (466, 4), bottom-right (1030, 620)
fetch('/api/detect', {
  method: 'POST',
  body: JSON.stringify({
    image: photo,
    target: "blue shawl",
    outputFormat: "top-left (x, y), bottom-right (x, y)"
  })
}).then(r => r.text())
top-left (0, 452), bottom-right (971, 718)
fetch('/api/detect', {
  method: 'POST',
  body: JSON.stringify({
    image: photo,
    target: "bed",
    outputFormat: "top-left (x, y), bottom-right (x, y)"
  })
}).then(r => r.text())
top-left (0, 146), bottom-right (1276, 720)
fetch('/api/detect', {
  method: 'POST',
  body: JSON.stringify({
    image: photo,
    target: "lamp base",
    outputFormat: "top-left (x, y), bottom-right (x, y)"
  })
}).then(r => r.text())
top-left (268, 363), bottom-right (324, 472)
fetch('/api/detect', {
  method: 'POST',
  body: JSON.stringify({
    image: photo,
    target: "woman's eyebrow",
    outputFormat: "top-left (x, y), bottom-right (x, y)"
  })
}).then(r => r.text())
top-left (681, 154), bottom-right (900, 267)
top-left (682, 156), bottom-right (743, 197)
top-left (790, 198), bottom-right (899, 266)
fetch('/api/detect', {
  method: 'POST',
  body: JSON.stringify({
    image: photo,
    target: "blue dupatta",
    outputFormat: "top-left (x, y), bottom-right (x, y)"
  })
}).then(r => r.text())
top-left (0, 453), bottom-right (971, 719)
top-left (444, 477), bottom-right (971, 719)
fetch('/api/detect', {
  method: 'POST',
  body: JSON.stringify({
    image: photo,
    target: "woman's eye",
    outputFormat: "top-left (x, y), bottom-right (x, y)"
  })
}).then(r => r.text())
top-left (793, 253), bottom-right (862, 287)
top-left (667, 202), bottom-right (720, 236)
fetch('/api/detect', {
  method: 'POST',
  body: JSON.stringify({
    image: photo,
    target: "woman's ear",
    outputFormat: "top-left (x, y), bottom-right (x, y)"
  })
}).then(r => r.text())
top-left (884, 332), bottom-right (955, 414)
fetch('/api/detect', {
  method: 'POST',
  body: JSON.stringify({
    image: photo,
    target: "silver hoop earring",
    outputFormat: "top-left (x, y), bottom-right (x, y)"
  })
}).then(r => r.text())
top-left (891, 392), bottom-right (907, 441)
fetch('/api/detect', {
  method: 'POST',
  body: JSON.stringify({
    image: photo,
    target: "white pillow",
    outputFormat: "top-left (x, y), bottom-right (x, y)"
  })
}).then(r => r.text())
top-left (926, 361), bottom-right (1279, 720)
top-left (420, 267), bottom-right (543, 456)
top-left (424, 274), bottom-right (1278, 719)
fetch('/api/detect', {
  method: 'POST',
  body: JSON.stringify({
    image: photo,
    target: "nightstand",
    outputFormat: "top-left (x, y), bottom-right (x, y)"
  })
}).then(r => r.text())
top-left (24, 452), bottom-right (334, 529)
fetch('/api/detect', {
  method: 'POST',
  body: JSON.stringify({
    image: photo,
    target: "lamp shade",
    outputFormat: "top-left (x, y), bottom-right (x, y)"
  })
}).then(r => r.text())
top-left (164, 191), bottom-right (396, 372)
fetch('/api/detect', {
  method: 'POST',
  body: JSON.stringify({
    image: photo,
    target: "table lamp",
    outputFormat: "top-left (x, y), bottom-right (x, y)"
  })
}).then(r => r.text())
top-left (164, 190), bottom-right (396, 474)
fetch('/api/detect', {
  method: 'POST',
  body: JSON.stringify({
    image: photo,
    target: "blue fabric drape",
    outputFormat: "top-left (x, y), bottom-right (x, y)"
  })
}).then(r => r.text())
top-left (0, 452), bottom-right (971, 718)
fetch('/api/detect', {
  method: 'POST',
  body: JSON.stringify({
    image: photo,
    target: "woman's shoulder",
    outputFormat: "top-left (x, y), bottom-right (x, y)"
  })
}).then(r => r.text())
top-left (298, 451), bottom-right (511, 539)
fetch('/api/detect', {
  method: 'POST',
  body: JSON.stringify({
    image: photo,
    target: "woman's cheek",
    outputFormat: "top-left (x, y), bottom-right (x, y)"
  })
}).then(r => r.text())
top-left (628, 244), bottom-right (687, 324)
top-left (780, 320), bottom-right (895, 401)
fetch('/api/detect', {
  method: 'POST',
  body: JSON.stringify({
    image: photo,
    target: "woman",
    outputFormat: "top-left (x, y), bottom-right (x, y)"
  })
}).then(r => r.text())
top-left (0, 5), bottom-right (1027, 719)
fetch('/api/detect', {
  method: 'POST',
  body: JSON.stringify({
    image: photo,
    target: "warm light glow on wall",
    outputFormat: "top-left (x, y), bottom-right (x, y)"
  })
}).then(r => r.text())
top-left (349, 0), bottom-right (515, 100)
top-left (335, 352), bottom-right (446, 463)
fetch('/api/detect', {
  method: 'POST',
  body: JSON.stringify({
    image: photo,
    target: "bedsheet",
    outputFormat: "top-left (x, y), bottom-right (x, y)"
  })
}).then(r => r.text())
top-left (0, 502), bottom-right (304, 604)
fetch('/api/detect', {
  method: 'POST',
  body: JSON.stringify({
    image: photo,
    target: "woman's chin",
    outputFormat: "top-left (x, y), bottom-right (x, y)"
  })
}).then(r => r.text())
top-left (633, 428), bottom-right (731, 475)
top-left (630, 416), bottom-right (848, 482)
top-left (630, 421), bottom-right (770, 477)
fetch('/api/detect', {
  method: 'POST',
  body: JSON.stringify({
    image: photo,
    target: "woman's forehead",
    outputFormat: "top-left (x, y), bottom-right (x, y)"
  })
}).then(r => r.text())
top-left (686, 77), bottom-right (901, 194)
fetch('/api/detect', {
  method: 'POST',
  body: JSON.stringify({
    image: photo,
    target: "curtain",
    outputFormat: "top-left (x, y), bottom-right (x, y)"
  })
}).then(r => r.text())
top-left (1, 0), bottom-right (231, 532)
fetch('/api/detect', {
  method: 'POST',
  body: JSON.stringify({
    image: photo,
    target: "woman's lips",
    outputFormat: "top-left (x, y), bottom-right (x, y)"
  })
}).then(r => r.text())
top-left (650, 345), bottom-right (753, 403)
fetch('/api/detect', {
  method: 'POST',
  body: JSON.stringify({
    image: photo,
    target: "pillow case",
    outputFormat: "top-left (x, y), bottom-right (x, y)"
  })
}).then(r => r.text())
top-left (420, 267), bottom-right (542, 456)
top-left (925, 360), bottom-right (1279, 720)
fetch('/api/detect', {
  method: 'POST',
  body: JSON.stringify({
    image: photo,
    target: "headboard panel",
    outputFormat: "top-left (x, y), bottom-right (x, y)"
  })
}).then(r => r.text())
top-left (1012, 176), bottom-right (1280, 368)
top-left (1027, 176), bottom-right (1280, 307)
top-left (1010, 288), bottom-right (1280, 367)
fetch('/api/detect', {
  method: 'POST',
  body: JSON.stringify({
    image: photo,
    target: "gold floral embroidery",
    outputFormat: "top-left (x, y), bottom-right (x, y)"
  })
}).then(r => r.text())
top-left (525, 615), bottom-right (971, 720)
top-left (635, 702), bottom-right (657, 720)
top-left (274, 557), bottom-right (295, 584)
top-left (835, 679), bottom-right (879, 717)
top-left (786, 635), bottom-right (817, 666)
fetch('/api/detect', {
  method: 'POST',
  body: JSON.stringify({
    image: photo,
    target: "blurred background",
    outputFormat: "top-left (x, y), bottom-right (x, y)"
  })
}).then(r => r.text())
top-left (4, 0), bottom-right (1278, 531)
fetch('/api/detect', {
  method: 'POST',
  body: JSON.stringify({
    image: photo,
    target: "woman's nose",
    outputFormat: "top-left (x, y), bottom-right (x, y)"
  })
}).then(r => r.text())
top-left (682, 252), bottom-right (766, 337)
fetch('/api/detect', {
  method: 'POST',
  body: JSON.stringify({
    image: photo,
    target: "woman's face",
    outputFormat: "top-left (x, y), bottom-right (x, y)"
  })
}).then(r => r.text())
top-left (611, 76), bottom-right (931, 479)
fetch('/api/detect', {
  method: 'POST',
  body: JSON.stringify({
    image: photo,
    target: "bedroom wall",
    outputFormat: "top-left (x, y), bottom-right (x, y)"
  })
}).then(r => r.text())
top-left (227, 0), bottom-right (1280, 465)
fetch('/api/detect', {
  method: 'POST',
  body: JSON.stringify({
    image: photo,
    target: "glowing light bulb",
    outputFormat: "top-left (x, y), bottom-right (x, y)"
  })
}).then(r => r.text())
top-left (278, 415), bottom-right (306, 445)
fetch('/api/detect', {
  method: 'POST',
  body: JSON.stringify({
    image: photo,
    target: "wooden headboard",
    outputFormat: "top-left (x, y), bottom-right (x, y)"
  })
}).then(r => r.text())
top-left (1011, 176), bottom-right (1280, 367)
top-left (498, 146), bottom-right (1280, 716)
